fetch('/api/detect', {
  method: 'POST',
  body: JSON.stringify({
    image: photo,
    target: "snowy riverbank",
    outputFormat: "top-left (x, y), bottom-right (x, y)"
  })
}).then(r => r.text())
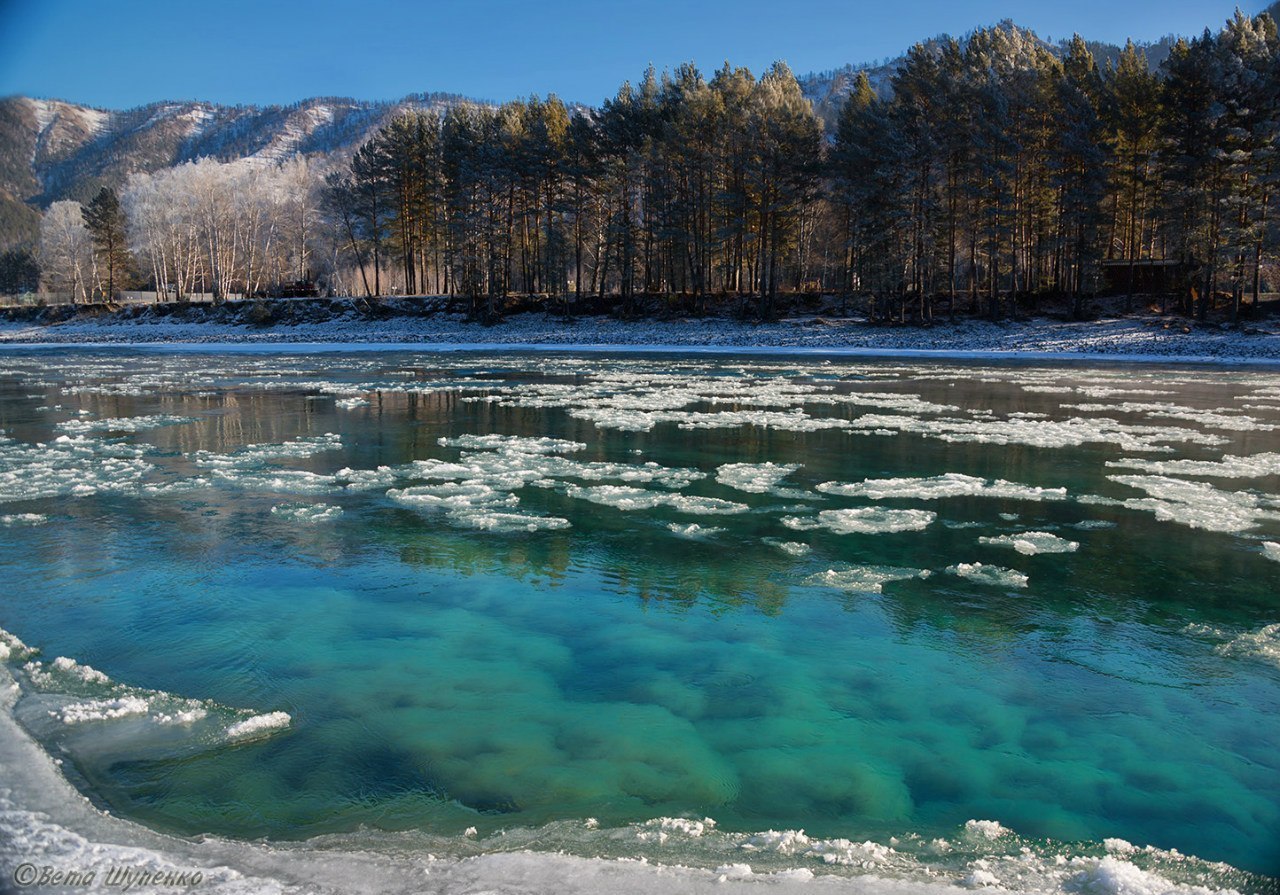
top-left (3, 309), bottom-right (1280, 364)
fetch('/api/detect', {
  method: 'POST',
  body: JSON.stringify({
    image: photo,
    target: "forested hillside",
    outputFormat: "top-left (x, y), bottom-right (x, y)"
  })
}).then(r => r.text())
top-left (6, 8), bottom-right (1279, 325)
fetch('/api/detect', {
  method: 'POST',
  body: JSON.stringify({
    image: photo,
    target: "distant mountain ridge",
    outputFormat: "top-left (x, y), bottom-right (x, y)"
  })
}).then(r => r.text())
top-left (0, 93), bottom-right (466, 250)
top-left (0, 6), bottom-right (1271, 250)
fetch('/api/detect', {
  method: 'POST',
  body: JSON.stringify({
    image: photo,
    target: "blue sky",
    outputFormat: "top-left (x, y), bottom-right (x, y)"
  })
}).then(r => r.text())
top-left (0, 0), bottom-right (1260, 109)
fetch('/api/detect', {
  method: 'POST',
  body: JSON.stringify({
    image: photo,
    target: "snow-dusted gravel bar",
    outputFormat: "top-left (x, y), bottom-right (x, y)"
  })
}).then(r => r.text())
top-left (3, 309), bottom-right (1280, 364)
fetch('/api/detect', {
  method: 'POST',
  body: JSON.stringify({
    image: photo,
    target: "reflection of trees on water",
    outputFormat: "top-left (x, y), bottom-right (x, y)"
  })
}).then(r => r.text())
top-left (6, 357), bottom-right (1280, 644)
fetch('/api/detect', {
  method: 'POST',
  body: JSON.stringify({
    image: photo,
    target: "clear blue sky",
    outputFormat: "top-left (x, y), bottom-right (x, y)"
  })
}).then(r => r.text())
top-left (0, 0), bottom-right (1259, 109)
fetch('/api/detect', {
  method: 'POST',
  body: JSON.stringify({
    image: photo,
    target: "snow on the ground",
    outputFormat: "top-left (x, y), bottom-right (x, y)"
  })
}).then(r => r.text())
top-left (2, 312), bottom-right (1280, 363)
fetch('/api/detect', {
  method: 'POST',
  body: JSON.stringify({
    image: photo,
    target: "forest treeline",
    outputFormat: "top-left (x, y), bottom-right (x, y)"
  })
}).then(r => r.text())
top-left (18, 13), bottom-right (1280, 323)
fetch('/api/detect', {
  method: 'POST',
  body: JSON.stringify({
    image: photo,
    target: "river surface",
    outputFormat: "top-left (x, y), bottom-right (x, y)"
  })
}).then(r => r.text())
top-left (0, 349), bottom-right (1278, 892)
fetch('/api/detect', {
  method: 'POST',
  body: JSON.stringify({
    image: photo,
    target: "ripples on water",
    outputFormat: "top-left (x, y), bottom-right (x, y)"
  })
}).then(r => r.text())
top-left (0, 349), bottom-right (1278, 892)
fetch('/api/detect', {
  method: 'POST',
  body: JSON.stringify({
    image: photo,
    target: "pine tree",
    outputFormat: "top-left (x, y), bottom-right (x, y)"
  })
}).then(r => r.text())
top-left (81, 187), bottom-right (130, 300)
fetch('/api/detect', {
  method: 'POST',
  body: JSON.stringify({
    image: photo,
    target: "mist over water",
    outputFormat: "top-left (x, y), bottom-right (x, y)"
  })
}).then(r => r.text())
top-left (1, 349), bottom-right (1278, 890)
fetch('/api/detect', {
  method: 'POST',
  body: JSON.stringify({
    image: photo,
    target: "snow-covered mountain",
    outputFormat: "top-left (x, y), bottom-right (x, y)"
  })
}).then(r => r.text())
top-left (0, 93), bottom-right (465, 249)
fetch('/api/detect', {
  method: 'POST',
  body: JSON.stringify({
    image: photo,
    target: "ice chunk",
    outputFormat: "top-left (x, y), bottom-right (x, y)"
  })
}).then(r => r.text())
top-left (1105, 475), bottom-right (1280, 533)
top-left (762, 538), bottom-right (811, 556)
top-left (438, 434), bottom-right (586, 454)
top-left (0, 513), bottom-right (46, 526)
top-left (667, 523), bottom-right (725, 539)
top-left (565, 484), bottom-right (748, 515)
top-left (56, 414), bottom-right (196, 434)
top-left (817, 473), bottom-right (1067, 502)
top-left (1106, 452), bottom-right (1280, 479)
top-left (716, 462), bottom-right (808, 498)
top-left (270, 503), bottom-right (343, 523)
top-left (978, 532), bottom-right (1079, 555)
top-left (783, 507), bottom-right (935, 534)
top-left (947, 563), bottom-right (1029, 589)
top-left (803, 566), bottom-right (931, 594)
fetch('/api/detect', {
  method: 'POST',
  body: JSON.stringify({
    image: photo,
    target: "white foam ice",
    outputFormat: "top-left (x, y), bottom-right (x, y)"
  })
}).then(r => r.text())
top-left (716, 462), bottom-right (810, 498)
top-left (978, 532), bottom-right (1079, 555)
top-left (782, 507), bottom-right (936, 535)
top-left (225, 711), bottom-right (293, 742)
top-left (802, 566), bottom-right (931, 594)
top-left (270, 503), bottom-right (343, 523)
top-left (55, 695), bottom-right (151, 725)
top-left (0, 626), bottom-right (37, 662)
top-left (1205, 622), bottom-right (1280, 670)
top-left (636, 816), bottom-right (717, 843)
top-left (946, 563), bottom-right (1029, 589)
top-left (817, 473), bottom-right (1068, 503)
top-left (963, 820), bottom-right (1011, 839)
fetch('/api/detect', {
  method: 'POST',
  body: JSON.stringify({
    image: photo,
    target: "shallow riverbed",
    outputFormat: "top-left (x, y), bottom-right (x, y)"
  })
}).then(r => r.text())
top-left (1, 348), bottom-right (1278, 893)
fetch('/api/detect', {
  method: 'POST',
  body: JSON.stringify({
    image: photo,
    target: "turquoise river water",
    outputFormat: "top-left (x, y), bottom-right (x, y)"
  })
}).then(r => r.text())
top-left (0, 348), bottom-right (1278, 893)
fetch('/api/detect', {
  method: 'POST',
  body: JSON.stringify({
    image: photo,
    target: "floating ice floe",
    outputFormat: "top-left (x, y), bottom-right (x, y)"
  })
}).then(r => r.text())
top-left (1106, 452), bottom-right (1280, 479)
top-left (978, 532), bottom-right (1079, 555)
top-left (55, 414), bottom-right (196, 434)
top-left (783, 507), bottom-right (936, 534)
top-left (454, 512), bottom-right (572, 532)
top-left (334, 396), bottom-right (369, 409)
top-left (817, 473), bottom-right (1068, 503)
top-left (1098, 475), bottom-right (1280, 533)
top-left (270, 503), bottom-right (343, 523)
top-left (716, 462), bottom-right (810, 498)
top-left (565, 484), bottom-right (748, 515)
top-left (0, 513), bottom-right (46, 526)
top-left (1263, 542), bottom-right (1280, 563)
top-left (1063, 401), bottom-right (1276, 432)
top-left (193, 432), bottom-right (343, 467)
top-left (0, 433), bottom-right (155, 504)
top-left (803, 566), bottom-right (932, 594)
top-left (667, 522), bottom-right (725, 539)
top-left (846, 413), bottom-right (1227, 452)
top-left (762, 538), bottom-right (811, 556)
top-left (946, 563), bottom-right (1029, 589)
top-left (438, 434), bottom-right (587, 454)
